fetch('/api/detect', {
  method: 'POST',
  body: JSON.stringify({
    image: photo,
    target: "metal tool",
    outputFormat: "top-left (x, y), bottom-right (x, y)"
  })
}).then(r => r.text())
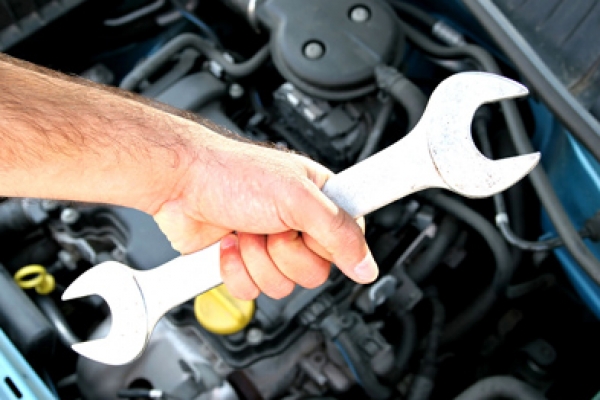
top-left (62, 72), bottom-right (540, 365)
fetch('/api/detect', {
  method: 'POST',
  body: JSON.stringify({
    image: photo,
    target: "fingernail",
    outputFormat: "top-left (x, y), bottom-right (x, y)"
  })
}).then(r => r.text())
top-left (353, 253), bottom-right (378, 282)
top-left (220, 235), bottom-right (238, 250)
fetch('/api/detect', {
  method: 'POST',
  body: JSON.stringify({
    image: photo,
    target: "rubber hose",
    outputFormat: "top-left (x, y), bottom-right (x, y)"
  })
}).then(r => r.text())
top-left (398, 19), bottom-right (600, 286)
top-left (406, 293), bottom-right (445, 400)
top-left (120, 33), bottom-right (270, 90)
top-left (407, 215), bottom-right (460, 283)
top-left (474, 117), bottom-right (565, 251)
top-left (34, 295), bottom-right (80, 348)
top-left (454, 376), bottom-right (547, 400)
top-left (385, 311), bottom-right (417, 382)
top-left (374, 64), bottom-right (427, 132)
top-left (357, 97), bottom-right (394, 162)
top-left (421, 191), bottom-right (512, 344)
top-left (388, 0), bottom-right (437, 27)
top-left (335, 331), bottom-right (392, 400)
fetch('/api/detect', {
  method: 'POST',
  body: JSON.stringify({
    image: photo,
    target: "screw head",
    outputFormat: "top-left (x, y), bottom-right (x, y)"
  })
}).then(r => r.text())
top-left (350, 6), bottom-right (370, 22)
top-left (303, 41), bottom-right (325, 59)
top-left (60, 208), bottom-right (80, 225)
top-left (246, 327), bottom-right (264, 345)
top-left (229, 83), bottom-right (244, 98)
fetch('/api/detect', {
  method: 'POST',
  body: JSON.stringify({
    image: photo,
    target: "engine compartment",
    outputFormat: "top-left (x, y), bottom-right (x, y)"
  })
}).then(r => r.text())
top-left (2, 1), bottom-right (600, 399)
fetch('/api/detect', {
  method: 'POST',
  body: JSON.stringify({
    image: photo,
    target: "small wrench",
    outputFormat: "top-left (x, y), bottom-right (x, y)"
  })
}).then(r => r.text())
top-left (62, 72), bottom-right (540, 365)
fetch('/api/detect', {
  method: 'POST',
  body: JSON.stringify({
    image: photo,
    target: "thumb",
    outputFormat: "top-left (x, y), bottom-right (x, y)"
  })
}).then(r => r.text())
top-left (285, 181), bottom-right (379, 284)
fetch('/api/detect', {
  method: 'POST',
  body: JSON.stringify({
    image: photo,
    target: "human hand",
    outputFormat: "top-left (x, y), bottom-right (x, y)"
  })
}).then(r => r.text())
top-left (152, 134), bottom-right (378, 300)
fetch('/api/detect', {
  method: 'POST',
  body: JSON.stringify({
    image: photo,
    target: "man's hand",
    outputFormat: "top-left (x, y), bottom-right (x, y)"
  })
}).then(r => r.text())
top-left (153, 137), bottom-right (378, 300)
top-left (0, 53), bottom-right (378, 300)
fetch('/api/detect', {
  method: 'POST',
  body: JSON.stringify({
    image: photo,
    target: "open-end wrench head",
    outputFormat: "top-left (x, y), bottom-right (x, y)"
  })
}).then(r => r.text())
top-left (62, 261), bottom-right (149, 365)
top-left (424, 72), bottom-right (540, 197)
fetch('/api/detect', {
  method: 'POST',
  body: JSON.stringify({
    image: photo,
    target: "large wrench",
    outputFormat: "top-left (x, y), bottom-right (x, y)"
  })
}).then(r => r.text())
top-left (62, 72), bottom-right (540, 365)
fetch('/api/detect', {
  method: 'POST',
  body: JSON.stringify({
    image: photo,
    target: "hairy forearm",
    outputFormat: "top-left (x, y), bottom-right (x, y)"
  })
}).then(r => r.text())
top-left (0, 54), bottom-right (228, 213)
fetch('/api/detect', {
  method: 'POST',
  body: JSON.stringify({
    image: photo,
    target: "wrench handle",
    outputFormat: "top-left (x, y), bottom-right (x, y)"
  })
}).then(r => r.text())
top-left (322, 128), bottom-right (447, 219)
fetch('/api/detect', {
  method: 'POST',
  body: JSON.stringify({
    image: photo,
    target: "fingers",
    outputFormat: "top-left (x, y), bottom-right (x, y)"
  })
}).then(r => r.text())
top-left (267, 231), bottom-right (331, 289)
top-left (219, 234), bottom-right (260, 300)
top-left (281, 183), bottom-right (379, 284)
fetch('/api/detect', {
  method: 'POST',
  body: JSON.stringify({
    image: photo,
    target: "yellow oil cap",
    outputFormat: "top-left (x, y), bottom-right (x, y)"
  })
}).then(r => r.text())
top-left (194, 284), bottom-right (255, 335)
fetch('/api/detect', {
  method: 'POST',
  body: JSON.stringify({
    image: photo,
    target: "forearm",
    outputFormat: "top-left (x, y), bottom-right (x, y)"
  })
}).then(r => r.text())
top-left (0, 54), bottom-right (227, 213)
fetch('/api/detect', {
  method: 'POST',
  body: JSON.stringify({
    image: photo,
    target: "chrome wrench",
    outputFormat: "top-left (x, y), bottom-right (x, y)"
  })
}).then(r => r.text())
top-left (62, 72), bottom-right (540, 365)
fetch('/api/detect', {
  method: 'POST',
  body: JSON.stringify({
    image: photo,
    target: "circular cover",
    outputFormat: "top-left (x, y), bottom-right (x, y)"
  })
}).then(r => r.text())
top-left (194, 284), bottom-right (255, 335)
top-left (261, 0), bottom-right (402, 90)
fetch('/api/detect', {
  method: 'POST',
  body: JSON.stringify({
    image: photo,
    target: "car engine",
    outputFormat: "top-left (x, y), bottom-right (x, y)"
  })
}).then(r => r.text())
top-left (1, 0), bottom-right (600, 399)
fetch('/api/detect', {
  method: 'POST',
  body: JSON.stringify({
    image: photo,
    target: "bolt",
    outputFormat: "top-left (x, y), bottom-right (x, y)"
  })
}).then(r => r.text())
top-left (229, 83), bottom-right (245, 99)
top-left (60, 208), bottom-right (80, 225)
top-left (246, 327), bottom-right (264, 345)
top-left (41, 199), bottom-right (60, 212)
top-left (350, 6), bottom-right (370, 23)
top-left (304, 41), bottom-right (325, 59)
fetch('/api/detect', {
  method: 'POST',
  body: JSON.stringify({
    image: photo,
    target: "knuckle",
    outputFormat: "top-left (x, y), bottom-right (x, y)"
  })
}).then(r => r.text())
top-left (263, 279), bottom-right (295, 299)
top-left (300, 263), bottom-right (330, 289)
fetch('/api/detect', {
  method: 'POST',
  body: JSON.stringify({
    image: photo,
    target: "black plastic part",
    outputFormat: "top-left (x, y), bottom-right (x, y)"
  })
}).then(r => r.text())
top-left (258, 0), bottom-right (403, 94)
top-left (0, 264), bottom-right (55, 362)
top-left (0, 0), bottom-right (86, 51)
top-left (108, 207), bottom-right (179, 270)
top-left (462, 0), bottom-right (600, 162)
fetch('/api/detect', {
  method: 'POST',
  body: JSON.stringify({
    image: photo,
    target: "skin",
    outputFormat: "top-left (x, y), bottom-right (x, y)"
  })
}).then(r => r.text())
top-left (0, 54), bottom-right (379, 299)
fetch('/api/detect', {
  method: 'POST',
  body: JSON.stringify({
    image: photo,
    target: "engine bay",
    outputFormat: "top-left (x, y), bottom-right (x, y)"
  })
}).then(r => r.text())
top-left (2, 1), bottom-right (600, 399)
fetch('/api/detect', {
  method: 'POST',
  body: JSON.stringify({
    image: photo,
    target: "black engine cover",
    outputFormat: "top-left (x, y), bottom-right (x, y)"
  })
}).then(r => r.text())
top-left (258, 0), bottom-right (403, 94)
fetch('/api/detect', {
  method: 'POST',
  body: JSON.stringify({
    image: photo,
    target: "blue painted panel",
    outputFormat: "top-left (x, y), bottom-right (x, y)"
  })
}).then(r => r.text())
top-left (0, 328), bottom-right (55, 400)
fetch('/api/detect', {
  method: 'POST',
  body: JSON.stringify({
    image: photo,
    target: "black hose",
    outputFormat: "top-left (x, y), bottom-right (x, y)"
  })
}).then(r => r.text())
top-left (384, 311), bottom-right (417, 382)
top-left (420, 191), bottom-right (512, 344)
top-left (407, 215), bottom-right (460, 283)
top-left (388, 1), bottom-right (437, 27)
top-left (169, 0), bottom-right (222, 46)
top-left (335, 331), bottom-right (392, 400)
top-left (34, 295), bottom-right (79, 348)
top-left (120, 33), bottom-right (270, 90)
top-left (357, 97), bottom-right (394, 162)
top-left (473, 116), bottom-right (575, 251)
top-left (374, 64), bottom-right (427, 132)
top-left (406, 292), bottom-right (445, 400)
top-left (398, 19), bottom-right (600, 288)
top-left (454, 376), bottom-right (547, 400)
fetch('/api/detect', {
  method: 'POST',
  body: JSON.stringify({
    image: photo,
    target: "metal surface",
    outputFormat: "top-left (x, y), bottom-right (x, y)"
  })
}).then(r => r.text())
top-left (62, 72), bottom-right (539, 365)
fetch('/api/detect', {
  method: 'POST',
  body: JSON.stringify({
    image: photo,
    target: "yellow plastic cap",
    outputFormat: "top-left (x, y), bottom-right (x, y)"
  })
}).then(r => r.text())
top-left (194, 284), bottom-right (255, 335)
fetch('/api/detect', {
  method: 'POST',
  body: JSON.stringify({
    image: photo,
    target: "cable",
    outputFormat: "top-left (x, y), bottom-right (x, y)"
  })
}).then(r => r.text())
top-left (169, 0), bottom-right (222, 46)
top-left (357, 97), bottom-right (394, 162)
top-left (397, 18), bottom-right (600, 287)
top-left (454, 375), bottom-right (547, 400)
top-left (420, 191), bottom-right (512, 344)
top-left (120, 33), bottom-right (270, 90)
top-left (407, 215), bottom-right (460, 283)
top-left (334, 332), bottom-right (392, 400)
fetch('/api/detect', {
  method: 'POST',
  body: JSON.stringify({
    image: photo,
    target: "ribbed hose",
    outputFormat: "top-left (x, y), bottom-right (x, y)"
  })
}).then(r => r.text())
top-left (120, 33), bottom-right (270, 90)
top-left (454, 376), bottom-right (547, 400)
top-left (421, 191), bottom-right (512, 344)
top-left (397, 18), bottom-right (600, 286)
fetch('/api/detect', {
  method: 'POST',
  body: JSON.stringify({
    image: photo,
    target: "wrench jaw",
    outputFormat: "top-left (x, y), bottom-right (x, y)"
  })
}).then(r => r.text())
top-left (424, 72), bottom-right (540, 197)
top-left (62, 261), bottom-right (150, 365)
